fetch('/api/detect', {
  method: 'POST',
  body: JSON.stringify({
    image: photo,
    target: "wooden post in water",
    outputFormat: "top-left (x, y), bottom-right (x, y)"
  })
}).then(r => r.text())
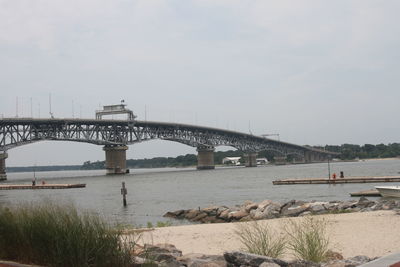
top-left (121, 182), bottom-right (127, 207)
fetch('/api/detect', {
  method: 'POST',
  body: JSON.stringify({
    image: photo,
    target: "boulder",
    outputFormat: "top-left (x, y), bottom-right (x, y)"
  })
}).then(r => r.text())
top-left (228, 210), bottom-right (249, 221)
top-left (186, 209), bottom-right (202, 220)
top-left (309, 202), bottom-right (327, 214)
top-left (259, 262), bottom-right (281, 267)
top-left (287, 260), bottom-right (321, 266)
top-left (218, 209), bottom-right (231, 221)
top-left (223, 251), bottom-right (288, 267)
top-left (258, 200), bottom-right (273, 211)
top-left (163, 210), bottom-right (185, 219)
top-left (202, 206), bottom-right (219, 217)
top-left (178, 253), bottom-right (227, 267)
top-left (140, 243), bottom-right (182, 263)
top-left (245, 202), bottom-right (259, 213)
top-left (192, 212), bottom-right (208, 222)
top-left (337, 201), bottom-right (357, 210)
top-left (281, 203), bottom-right (310, 217)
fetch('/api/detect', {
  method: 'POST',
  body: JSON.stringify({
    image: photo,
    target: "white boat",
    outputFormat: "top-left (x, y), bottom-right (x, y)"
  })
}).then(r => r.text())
top-left (375, 186), bottom-right (400, 198)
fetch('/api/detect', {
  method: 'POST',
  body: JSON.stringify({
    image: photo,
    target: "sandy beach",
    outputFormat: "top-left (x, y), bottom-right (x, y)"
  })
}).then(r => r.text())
top-left (140, 210), bottom-right (400, 259)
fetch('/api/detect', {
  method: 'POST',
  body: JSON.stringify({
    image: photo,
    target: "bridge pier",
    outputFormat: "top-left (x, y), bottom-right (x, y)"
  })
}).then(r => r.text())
top-left (0, 152), bottom-right (7, 181)
top-left (274, 156), bottom-right (287, 165)
top-left (197, 146), bottom-right (215, 170)
top-left (103, 145), bottom-right (128, 175)
top-left (244, 152), bottom-right (258, 167)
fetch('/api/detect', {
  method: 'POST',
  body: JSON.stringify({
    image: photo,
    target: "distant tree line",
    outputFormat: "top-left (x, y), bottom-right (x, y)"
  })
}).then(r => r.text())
top-left (7, 143), bottom-right (400, 172)
top-left (313, 143), bottom-right (400, 160)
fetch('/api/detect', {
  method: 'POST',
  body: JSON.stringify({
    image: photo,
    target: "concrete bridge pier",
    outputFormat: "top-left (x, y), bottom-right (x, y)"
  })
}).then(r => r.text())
top-left (244, 152), bottom-right (258, 167)
top-left (103, 145), bottom-right (129, 175)
top-left (197, 146), bottom-right (215, 170)
top-left (274, 156), bottom-right (287, 165)
top-left (0, 152), bottom-right (7, 181)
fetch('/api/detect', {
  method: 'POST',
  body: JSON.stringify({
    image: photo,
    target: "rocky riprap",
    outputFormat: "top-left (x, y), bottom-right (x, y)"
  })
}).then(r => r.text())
top-left (133, 244), bottom-right (373, 267)
top-left (163, 197), bottom-right (400, 223)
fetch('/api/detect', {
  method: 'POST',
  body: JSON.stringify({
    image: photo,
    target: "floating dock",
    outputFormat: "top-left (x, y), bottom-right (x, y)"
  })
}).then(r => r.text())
top-left (273, 176), bottom-right (400, 185)
top-left (350, 189), bottom-right (381, 197)
top-left (0, 183), bottom-right (86, 190)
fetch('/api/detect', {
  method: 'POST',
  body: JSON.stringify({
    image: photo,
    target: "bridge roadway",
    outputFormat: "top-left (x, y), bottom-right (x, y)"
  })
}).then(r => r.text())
top-left (0, 118), bottom-right (338, 179)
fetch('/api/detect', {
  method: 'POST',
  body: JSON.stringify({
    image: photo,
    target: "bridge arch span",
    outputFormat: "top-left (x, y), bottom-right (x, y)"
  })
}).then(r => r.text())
top-left (0, 118), bottom-right (338, 179)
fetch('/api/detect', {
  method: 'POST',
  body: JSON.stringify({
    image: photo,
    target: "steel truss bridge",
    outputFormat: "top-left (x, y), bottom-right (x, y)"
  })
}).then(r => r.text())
top-left (0, 118), bottom-right (336, 159)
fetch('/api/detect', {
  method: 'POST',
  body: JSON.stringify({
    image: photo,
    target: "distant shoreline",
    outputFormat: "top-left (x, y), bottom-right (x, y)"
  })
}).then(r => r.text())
top-left (6, 157), bottom-right (400, 173)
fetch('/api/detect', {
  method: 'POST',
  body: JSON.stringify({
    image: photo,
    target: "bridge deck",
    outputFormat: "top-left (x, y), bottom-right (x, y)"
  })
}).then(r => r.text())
top-left (273, 176), bottom-right (400, 185)
top-left (0, 183), bottom-right (86, 190)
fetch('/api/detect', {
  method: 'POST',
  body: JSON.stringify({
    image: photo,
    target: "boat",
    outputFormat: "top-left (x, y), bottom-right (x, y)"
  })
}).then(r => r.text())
top-left (374, 186), bottom-right (400, 198)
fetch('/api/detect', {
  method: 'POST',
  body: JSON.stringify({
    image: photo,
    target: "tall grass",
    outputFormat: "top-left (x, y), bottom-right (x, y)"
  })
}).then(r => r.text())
top-left (285, 217), bottom-right (330, 263)
top-left (235, 220), bottom-right (286, 258)
top-left (0, 202), bottom-right (135, 267)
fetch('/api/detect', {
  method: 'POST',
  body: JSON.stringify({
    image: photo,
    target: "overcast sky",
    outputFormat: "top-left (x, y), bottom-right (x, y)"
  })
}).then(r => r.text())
top-left (1, 0), bottom-right (399, 166)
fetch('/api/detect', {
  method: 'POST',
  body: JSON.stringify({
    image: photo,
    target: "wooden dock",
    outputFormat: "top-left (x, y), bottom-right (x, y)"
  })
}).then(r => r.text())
top-left (0, 183), bottom-right (86, 190)
top-left (272, 176), bottom-right (400, 185)
top-left (350, 189), bottom-right (381, 197)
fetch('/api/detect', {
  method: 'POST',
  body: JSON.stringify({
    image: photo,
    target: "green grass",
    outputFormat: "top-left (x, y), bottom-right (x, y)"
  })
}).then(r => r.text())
top-left (285, 217), bottom-right (330, 263)
top-left (235, 220), bottom-right (286, 258)
top-left (0, 202), bottom-right (135, 267)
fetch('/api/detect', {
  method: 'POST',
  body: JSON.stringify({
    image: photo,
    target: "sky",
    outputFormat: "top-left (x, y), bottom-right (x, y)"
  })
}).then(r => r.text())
top-left (1, 0), bottom-right (399, 166)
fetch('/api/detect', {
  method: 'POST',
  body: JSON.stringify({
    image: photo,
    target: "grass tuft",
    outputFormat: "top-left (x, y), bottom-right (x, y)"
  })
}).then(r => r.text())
top-left (235, 220), bottom-right (286, 258)
top-left (285, 217), bottom-right (330, 263)
top-left (0, 202), bottom-right (135, 267)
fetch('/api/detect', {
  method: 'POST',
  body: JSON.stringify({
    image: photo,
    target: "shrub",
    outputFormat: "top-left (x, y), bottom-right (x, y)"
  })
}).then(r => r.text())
top-left (0, 202), bottom-right (135, 267)
top-left (285, 217), bottom-right (330, 263)
top-left (235, 220), bottom-right (286, 258)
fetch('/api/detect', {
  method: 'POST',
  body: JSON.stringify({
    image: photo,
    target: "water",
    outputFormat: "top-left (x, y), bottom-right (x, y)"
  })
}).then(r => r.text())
top-left (1, 159), bottom-right (399, 226)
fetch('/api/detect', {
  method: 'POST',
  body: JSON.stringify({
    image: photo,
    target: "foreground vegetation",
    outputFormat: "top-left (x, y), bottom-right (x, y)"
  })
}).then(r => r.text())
top-left (235, 217), bottom-right (330, 263)
top-left (0, 202), bottom-right (135, 267)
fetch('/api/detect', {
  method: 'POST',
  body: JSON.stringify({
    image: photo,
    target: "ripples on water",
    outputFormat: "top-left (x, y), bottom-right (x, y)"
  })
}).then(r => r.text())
top-left (1, 159), bottom-right (399, 226)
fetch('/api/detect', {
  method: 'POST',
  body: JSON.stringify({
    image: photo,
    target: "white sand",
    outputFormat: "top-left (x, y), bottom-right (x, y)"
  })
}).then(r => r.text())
top-left (140, 210), bottom-right (400, 259)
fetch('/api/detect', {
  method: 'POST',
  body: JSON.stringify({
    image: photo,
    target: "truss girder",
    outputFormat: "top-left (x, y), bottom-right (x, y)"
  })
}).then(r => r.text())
top-left (0, 119), bottom-right (336, 158)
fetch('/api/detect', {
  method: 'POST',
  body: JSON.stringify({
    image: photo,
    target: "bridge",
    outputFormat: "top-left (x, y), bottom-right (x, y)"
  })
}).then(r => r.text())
top-left (0, 117), bottom-right (338, 180)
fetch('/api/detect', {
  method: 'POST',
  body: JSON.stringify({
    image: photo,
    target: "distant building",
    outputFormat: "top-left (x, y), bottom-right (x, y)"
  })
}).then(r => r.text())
top-left (95, 103), bottom-right (136, 120)
top-left (256, 158), bottom-right (269, 165)
top-left (222, 157), bottom-right (241, 166)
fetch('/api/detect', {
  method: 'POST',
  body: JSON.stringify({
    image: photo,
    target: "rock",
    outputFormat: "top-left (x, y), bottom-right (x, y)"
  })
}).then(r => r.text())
top-left (322, 255), bottom-right (371, 267)
top-left (287, 260), bottom-right (321, 266)
top-left (356, 197), bottom-right (376, 209)
top-left (163, 210), bottom-right (185, 219)
top-left (202, 206), bottom-right (219, 217)
top-left (228, 210), bottom-right (249, 220)
top-left (259, 262), bottom-right (281, 267)
top-left (281, 203), bottom-right (310, 217)
top-left (325, 250), bottom-right (344, 261)
top-left (337, 201), bottom-right (357, 210)
top-left (223, 251), bottom-right (288, 267)
top-left (309, 202), bottom-right (327, 214)
top-left (140, 243), bottom-right (183, 263)
top-left (251, 202), bottom-right (281, 220)
top-left (192, 212), bottom-right (208, 222)
top-left (218, 209), bottom-right (231, 220)
top-left (217, 206), bottom-right (229, 216)
top-left (179, 253), bottom-right (227, 267)
top-left (186, 209), bottom-right (202, 220)
top-left (258, 200), bottom-right (273, 211)
top-left (245, 202), bottom-right (259, 213)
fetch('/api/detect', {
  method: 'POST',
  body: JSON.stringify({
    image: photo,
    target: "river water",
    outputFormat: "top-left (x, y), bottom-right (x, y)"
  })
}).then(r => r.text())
top-left (1, 159), bottom-right (399, 226)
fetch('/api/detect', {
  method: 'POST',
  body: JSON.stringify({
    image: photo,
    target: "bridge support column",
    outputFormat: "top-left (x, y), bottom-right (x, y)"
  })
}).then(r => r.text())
top-left (244, 152), bottom-right (258, 167)
top-left (0, 152), bottom-right (7, 181)
top-left (197, 146), bottom-right (215, 170)
top-left (274, 156), bottom-right (287, 165)
top-left (103, 145), bottom-right (128, 175)
top-left (304, 151), bottom-right (312, 163)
